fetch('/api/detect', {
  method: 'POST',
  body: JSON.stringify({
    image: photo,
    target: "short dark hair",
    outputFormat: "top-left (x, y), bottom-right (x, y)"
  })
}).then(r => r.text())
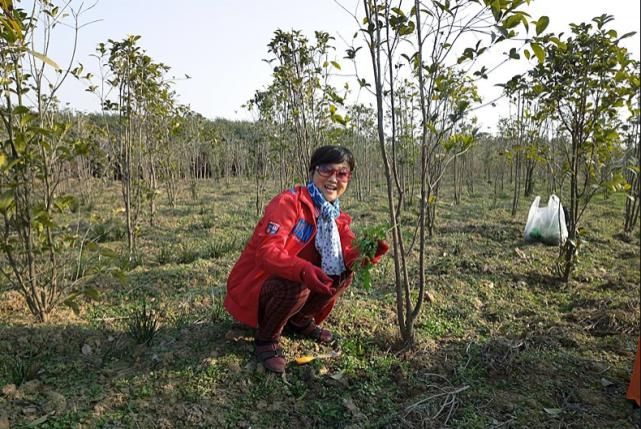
top-left (309, 145), bottom-right (355, 173)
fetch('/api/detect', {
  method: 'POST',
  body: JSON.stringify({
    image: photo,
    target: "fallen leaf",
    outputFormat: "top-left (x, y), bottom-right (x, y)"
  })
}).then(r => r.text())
top-left (343, 397), bottom-right (359, 413)
top-left (473, 297), bottom-right (484, 309)
top-left (227, 361), bottom-right (241, 374)
top-left (295, 355), bottom-right (315, 365)
top-left (1, 384), bottom-right (17, 397)
top-left (330, 369), bottom-right (345, 380)
top-left (27, 413), bottom-right (50, 427)
top-left (482, 264), bottom-right (494, 273)
top-left (19, 380), bottom-right (40, 396)
top-left (481, 280), bottom-right (495, 289)
top-left (515, 248), bottom-right (528, 259)
top-left (81, 344), bottom-right (92, 355)
top-left (543, 407), bottom-right (562, 417)
top-left (43, 391), bottom-right (66, 414)
top-left (21, 406), bottom-right (38, 416)
top-left (280, 372), bottom-right (291, 386)
top-left (343, 396), bottom-right (367, 420)
top-left (295, 350), bottom-right (341, 365)
top-left (600, 378), bottom-right (614, 387)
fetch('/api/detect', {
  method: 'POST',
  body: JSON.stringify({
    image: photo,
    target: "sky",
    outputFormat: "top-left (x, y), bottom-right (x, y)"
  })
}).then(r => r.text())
top-left (41, 0), bottom-right (641, 133)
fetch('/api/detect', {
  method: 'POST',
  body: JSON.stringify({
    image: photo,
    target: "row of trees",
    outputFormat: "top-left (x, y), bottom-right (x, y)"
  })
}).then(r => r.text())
top-left (250, 0), bottom-right (639, 343)
top-left (0, 1), bottom-right (271, 321)
top-left (1, 1), bottom-right (638, 347)
top-left (237, 0), bottom-right (639, 344)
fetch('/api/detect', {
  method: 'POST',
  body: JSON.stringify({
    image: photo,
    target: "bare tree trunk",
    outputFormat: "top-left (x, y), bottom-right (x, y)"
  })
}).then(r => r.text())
top-left (453, 155), bottom-right (460, 204)
top-left (511, 150), bottom-right (522, 216)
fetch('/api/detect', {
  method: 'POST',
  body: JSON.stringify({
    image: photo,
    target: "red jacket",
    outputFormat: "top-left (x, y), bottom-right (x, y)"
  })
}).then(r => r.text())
top-left (224, 185), bottom-right (359, 328)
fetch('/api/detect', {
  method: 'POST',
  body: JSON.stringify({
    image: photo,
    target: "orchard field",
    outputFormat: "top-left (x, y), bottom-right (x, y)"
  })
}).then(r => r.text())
top-left (1, 179), bottom-right (639, 428)
top-left (1, 0), bottom-right (641, 427)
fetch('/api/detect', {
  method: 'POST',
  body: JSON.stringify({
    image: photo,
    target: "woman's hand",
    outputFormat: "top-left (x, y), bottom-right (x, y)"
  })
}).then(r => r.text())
top-left (300, 264), bottom-right (333, 296)
top-left (371, 240), bottom-right (389, 264)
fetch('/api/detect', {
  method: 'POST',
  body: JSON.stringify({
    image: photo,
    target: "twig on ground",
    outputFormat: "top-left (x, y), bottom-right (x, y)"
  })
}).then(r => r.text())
top-left (403, 384), bottom-right (470, 427)
top-left (94, 316), bottom-right (131, 322)
top-left (404, 384), bottom-right (470, 412)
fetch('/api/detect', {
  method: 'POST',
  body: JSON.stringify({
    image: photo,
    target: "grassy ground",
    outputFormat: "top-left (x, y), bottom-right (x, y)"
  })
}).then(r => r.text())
top-left (0, 178), bottom-right (639, 428)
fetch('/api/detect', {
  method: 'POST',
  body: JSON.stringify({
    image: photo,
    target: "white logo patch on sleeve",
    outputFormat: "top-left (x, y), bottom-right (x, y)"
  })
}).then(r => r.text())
top-left (266, 222), bottom-right (280, 235)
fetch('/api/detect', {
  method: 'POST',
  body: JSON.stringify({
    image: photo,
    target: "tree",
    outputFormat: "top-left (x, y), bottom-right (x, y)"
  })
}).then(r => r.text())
top-left (0, 0), bottom-right (101, 321)
top-left (264, 29), bottom-right (347, 182)
top-left (622, 84), bottom-right (640, 236)
top-left (357, 0), bottom-right (534, 345)
top-left (98, 35), bottom-right (174, 257)
top-left (526, 15), bottom-right (637, 281)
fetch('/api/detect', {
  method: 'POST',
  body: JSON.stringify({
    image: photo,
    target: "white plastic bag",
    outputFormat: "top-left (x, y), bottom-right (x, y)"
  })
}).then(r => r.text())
top-left (523, 194), bottom-right (568, 245)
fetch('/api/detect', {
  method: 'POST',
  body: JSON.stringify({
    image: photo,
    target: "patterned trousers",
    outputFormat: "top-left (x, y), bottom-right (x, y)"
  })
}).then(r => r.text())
top-left (256, 273), bottom-right (351, 342)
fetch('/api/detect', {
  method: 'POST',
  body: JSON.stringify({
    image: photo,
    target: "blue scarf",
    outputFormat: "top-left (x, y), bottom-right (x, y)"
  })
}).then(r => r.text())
top-left (306, 181), bottom-right (345, 276)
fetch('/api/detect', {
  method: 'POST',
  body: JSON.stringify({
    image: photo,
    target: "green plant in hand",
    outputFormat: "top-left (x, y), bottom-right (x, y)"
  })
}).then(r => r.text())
top-left (353, 223), bottom-right (388, 291)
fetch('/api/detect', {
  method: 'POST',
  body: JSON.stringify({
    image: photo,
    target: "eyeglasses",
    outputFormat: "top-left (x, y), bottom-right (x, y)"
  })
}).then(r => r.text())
top-left (315, 164), bottom-right (352, 182)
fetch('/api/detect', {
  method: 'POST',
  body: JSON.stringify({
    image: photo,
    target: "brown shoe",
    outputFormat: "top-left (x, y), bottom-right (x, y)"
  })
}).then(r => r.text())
top-left (255, 342), bottom-right (286, 373)
top-left (287, 319), bottom-right (334, 345)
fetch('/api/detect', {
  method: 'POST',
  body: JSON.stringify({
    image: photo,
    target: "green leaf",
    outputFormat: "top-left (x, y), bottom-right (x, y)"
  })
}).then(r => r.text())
top-left (504, 14), bottom-right (522, 29)
top-left (112, 269), bottom-right (128, 284)
top-left (29, 50), bottom-right (61, 71)
top-left (84, 287), bottom-right (100, 301)
top-left (535, 16), bottom-right (549, 35)
top-left (434, 1), bottom-right (449, 13)
top-left (53, 195), bottom-right (75, 212)
top-left (63, 298), bottom-right (80, 315)
top-left (99, 246), bottom-right (118, 258)
top-left (331, 113), bottom-right (347, 126)
top-left (549, 36), bottom-right (563, 47)
top-left (530, 42), bottom-right (545, 64)
top-left (490, 0), bottom-right (502, 22)
top-left (401, 21), bottom-right (416, 36)
top-left (0, 191), bottom-right (14, 213)
top-left (618, 31), bottom-right (636, 41)
top-left (330, 61), bottom-right (341, 70)
top-left (0, 9), bottom-right (22, 42)
top-left (12, 105), bottom-right (30, 115)
top-left (1, 1), bottom-right (15, 14)
top-left (391, 7), bottom-right (405, 16)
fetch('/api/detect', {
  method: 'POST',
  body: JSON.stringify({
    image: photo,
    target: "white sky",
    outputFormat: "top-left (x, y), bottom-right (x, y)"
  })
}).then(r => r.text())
top-left (43, 0), bottom-right (640, 132)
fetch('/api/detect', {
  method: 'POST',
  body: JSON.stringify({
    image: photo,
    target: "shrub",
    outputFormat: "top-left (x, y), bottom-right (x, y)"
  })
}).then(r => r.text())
top-left (90, 218), bottom-right (127, 243)
top-left (127, 300), bottom-right (160, 345)
top-left (204, 236), bottom-right (240, 259)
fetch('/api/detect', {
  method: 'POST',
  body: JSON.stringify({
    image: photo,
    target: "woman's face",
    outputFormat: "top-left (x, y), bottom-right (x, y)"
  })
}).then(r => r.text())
top-left (311, 162), bottom-right (351, 202)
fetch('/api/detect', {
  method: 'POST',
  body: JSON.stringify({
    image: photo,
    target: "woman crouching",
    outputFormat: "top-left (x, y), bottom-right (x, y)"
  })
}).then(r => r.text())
top-left (224, 145), bottom-right (388, 373)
